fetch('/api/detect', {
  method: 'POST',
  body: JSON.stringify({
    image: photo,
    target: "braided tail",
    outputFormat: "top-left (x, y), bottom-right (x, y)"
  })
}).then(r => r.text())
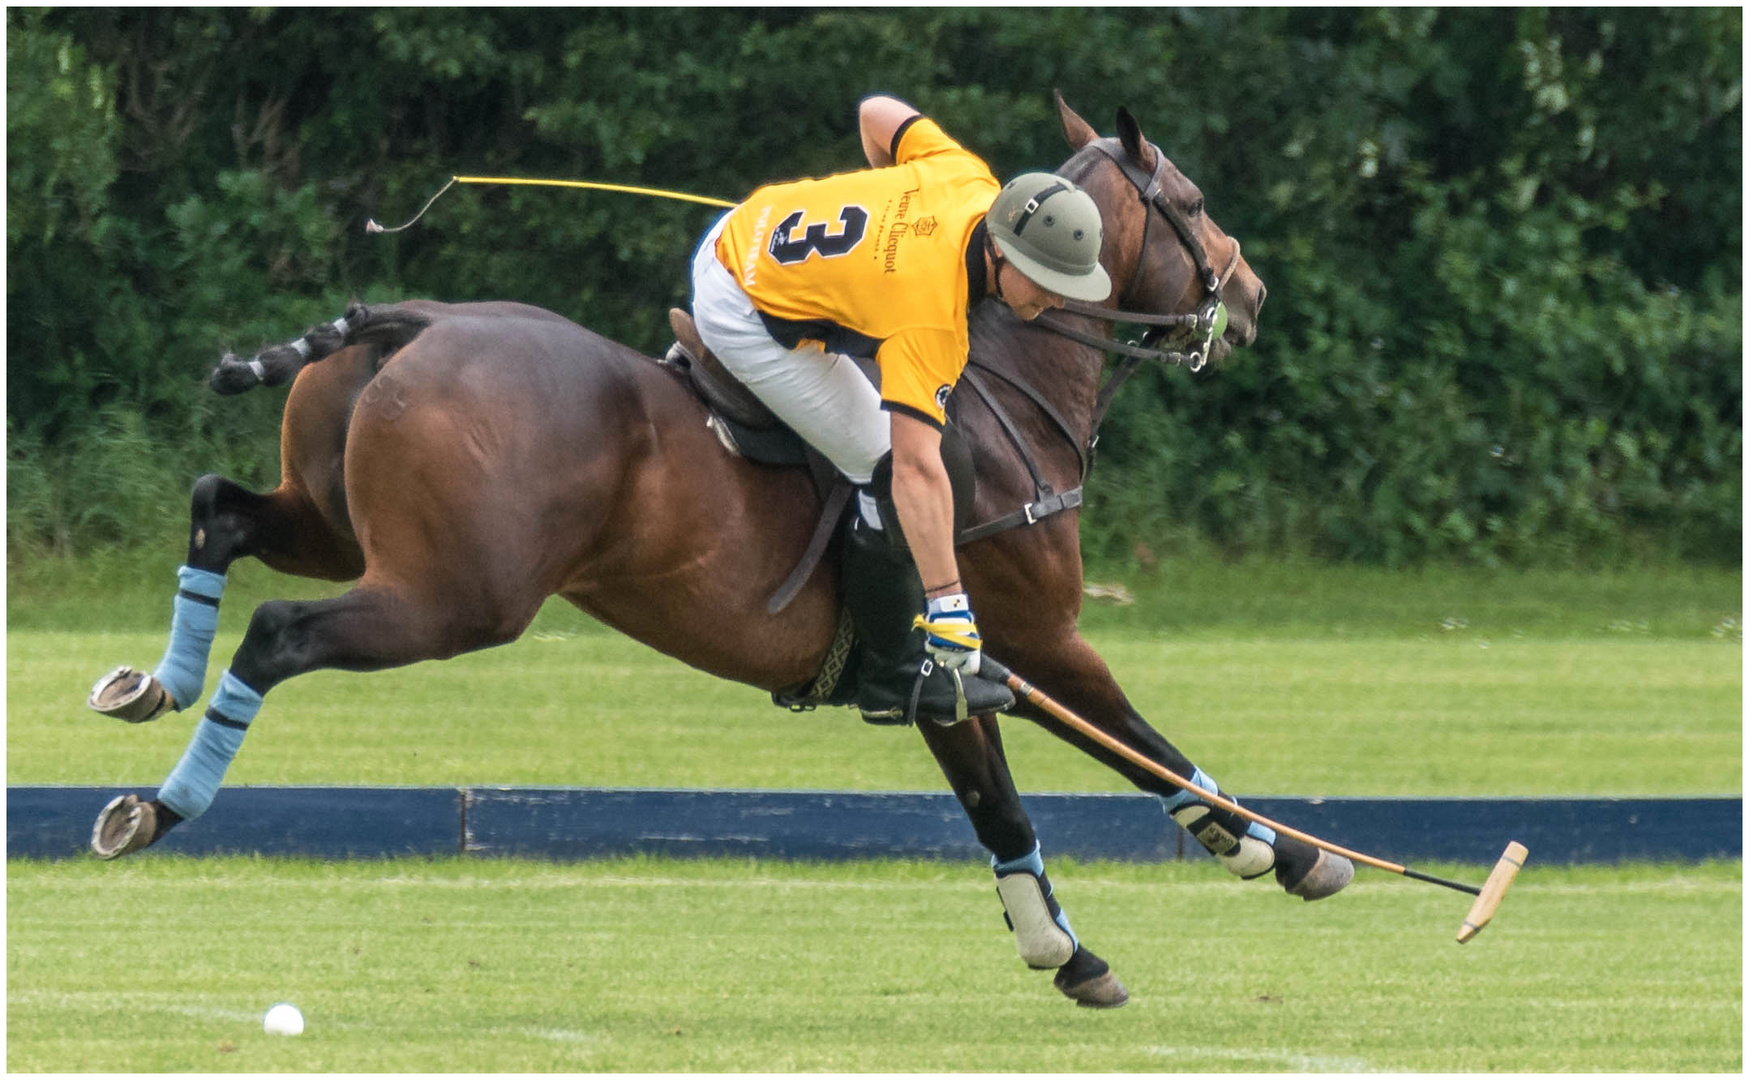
top-left (207, 302), bottom-right (431, 395)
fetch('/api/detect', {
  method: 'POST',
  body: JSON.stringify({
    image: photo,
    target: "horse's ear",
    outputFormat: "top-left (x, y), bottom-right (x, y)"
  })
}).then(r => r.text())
top-left (1055, 89), bottom-right (1098, 150)
top-left (1115, 106), bottom-right (1150, 166)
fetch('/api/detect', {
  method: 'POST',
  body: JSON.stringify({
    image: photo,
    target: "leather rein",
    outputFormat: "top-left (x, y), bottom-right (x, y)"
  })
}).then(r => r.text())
top-left (954, 137), bottom-right (1241, 547)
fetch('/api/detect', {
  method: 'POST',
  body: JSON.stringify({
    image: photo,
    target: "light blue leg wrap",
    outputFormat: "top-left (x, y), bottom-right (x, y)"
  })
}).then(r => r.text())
top-left (992, 842), bottom-right (1049, 878)
top-left (151, 565), bottom-right (227, 710)
top-left (156, 669), bottom-right (262, 820)
top-left (1157, 767), bottom-right (1276, 846)
top-left (992, 841), bottom-right (1078, 948)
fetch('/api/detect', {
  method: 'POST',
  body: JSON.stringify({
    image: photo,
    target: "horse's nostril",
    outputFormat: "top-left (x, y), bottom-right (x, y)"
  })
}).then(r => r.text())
top-left (1256, 283), bottom-right (1267, 312)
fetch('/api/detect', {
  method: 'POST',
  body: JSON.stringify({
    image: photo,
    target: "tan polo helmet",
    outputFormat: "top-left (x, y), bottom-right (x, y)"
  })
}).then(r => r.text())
top-left (986, 173), bottom-right (1111, 303)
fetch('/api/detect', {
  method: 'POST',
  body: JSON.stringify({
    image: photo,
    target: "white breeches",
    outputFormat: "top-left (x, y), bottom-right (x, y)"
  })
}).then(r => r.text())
top-left (689, 216), bottom-right (889, 485)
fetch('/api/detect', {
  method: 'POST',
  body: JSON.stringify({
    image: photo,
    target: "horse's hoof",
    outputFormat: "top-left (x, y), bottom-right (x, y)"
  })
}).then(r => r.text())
top-left (1285, 848), bottom-right (1355, 901)
top-left (1052, 947), bottom-right (1129, 1009)
top-left (91, 794), bottom-right (158, 859)
top-left (88, 666), bottom-right (174, 723)
top-left (1057, 968), bottom-right (1129, 1008)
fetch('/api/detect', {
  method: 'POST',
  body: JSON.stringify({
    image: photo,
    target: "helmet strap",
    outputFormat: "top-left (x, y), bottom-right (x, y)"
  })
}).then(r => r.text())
top-left (1009, 182), bottom-right (1069, 236)
top-left (984, 234), bottom-right (1010, 304)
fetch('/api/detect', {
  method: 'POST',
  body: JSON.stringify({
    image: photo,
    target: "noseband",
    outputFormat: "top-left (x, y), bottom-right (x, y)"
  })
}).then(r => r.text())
top-left (1034, 138), bottom-right (1241, 374)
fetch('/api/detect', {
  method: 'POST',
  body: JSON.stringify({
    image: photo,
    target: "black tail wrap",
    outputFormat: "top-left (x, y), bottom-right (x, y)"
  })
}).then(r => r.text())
top-left (207, 302), bottom-right (432, 396)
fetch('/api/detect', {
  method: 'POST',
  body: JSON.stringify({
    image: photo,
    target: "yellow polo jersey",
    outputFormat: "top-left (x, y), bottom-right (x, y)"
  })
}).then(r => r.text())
top-left (715, 117), bottom-right (999, 428)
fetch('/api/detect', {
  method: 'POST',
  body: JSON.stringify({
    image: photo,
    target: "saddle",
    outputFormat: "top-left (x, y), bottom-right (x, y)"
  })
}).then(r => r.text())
top-left (662, 309), bottom-right (861, 710)
top-left (661, 309), bottom-right (980, 715)
top-left (663, 308), bottom-right (857, 608)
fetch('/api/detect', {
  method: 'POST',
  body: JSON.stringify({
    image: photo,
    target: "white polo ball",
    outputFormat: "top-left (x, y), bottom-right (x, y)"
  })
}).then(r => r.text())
top-left (263, 1002), bottom-right (304, 1036)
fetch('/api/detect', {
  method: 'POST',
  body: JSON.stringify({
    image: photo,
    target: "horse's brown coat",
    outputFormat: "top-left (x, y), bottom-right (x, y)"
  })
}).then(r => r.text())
top-left (118, 96), bottom-right (1279, 1004)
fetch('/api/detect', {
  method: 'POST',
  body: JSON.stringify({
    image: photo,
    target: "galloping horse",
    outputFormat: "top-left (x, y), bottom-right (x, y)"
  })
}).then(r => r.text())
top-left (87, 94), bottom-right (1347, 1008)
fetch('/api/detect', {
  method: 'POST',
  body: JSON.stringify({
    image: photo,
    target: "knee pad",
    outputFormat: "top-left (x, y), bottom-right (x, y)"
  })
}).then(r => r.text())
top-left (859, 423), bottom-right (978, 547)
top-left (862, 452), bottom-right (907, 548)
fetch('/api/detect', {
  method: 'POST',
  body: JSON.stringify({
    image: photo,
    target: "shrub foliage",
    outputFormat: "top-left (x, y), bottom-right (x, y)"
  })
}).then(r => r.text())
top-left (7, 8), bottom-right (1739, 565)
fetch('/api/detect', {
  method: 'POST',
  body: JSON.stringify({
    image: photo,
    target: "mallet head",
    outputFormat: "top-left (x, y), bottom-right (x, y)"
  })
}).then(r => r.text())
top-left (1456, 841), bottom-right (1528, 943)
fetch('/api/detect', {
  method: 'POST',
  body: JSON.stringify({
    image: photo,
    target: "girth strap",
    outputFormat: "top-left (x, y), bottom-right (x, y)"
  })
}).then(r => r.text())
top-left (766, 476), bottom-right (854, 615)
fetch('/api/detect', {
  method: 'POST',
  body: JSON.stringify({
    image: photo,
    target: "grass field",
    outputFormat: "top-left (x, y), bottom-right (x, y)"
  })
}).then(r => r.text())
top-left (8, 629), bottom-right (1741, 796)
top-left (8, 558), bottom-right (1741, 1071)
top-left (5, 561), bottom-right (1741, 794)
top-left (7, 856), bottom-right (1740, 1072)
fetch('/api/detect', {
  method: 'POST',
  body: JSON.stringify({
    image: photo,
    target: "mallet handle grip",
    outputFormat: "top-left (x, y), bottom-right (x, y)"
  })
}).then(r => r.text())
top-left (983, 657), bottom-right (1478, 895)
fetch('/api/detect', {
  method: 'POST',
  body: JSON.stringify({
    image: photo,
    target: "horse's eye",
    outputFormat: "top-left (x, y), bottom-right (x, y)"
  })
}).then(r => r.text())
top-left (1188, 198), bottom-right (1205, 217)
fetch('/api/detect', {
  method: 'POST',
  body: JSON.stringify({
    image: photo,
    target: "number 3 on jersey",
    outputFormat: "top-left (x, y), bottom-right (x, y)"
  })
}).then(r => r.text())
top-left (769, 205), bottom-right (869, 265)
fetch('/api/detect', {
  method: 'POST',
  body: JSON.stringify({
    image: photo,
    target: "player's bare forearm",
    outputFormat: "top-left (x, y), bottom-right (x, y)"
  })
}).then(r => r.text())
top-left (888, 412), bottom-right (960, 599)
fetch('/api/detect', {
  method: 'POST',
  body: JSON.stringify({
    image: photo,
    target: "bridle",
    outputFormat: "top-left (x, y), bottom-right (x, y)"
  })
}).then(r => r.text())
top-left (951, 136), bottom-right (1245, 546)
top-left (1034, 137), bottom-right (1242, 375)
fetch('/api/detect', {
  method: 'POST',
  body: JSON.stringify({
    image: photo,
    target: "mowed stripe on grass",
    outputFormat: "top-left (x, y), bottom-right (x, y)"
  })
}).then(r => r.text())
top-left (9, 629), bottom-right (1740, 794)
top-left (7, 856), bottom-right (1741, 1072)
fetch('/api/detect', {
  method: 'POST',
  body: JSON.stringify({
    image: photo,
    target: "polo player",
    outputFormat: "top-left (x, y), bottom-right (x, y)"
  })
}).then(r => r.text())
top-left (690, 94), bottom-right (1111, 726)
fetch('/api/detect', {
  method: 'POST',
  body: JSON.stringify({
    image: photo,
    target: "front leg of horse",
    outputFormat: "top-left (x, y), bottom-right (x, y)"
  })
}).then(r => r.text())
top-left (996, 633), bottom-right (1353, 902)
top-left (87, 474), bottom-right (364, 858)
top-left (86, 476), bottom-right (241, 726)
top-left (916, 714), bottom-right (1128, 1008)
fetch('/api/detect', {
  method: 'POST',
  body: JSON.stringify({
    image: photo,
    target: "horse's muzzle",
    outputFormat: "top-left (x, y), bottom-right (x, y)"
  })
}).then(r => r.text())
top-left (1219, 272), bottom-right (1265, 355)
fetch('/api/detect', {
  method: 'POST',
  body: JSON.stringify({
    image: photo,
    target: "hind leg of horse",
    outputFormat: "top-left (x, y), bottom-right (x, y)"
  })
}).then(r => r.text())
top-left (86, 474), bottom-right (360, 724)
top-left (997, 632), bottom-right (1353, 902)
top-left (915, 715), bottom-right (1128, 1008)
top-left (92, 577), bottom-right (530, 859)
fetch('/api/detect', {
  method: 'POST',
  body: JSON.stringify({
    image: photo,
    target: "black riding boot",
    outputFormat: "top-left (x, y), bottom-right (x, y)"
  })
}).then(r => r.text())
top-left (841, 511), bottom-right (1014, 726)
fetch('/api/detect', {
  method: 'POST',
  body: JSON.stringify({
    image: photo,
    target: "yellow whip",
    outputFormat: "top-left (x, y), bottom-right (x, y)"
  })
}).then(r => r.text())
top-left (365, 175), bottom-right (735, 234)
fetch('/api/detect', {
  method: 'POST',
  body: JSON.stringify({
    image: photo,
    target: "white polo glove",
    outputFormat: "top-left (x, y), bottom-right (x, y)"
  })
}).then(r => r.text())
top-left (913, 592), bottom-right (983, 676)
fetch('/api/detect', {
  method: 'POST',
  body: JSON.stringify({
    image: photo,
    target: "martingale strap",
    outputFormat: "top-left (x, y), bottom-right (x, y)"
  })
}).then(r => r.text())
top-left (951, 340), bottom-right (1160, 548)
top-left (1088, 353), bottom-right (1149, 452)
top-left (954, 361), bottom-right (1087, 547)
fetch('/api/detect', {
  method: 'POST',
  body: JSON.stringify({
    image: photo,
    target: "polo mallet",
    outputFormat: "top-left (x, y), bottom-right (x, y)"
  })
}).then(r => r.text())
top-left (978, 656), bottom-right (1528, 943)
